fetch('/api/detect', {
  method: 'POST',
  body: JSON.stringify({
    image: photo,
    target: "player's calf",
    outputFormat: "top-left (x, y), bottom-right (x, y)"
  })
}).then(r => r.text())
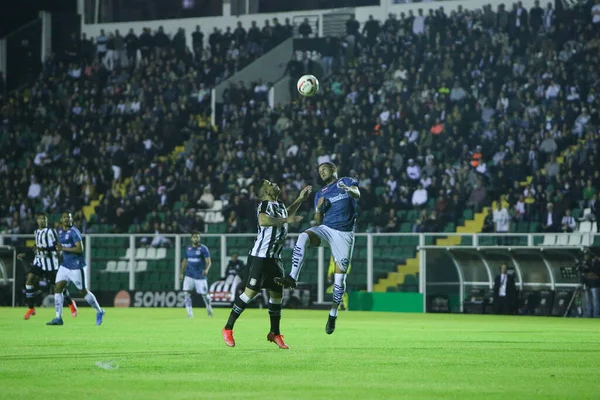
top-left (184, 291), bottom-right (194, 318)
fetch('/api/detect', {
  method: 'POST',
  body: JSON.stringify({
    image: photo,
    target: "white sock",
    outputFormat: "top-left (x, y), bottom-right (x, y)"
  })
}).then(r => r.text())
top-left (184, 292), bottom-right (193, 317)
top-left (239, 292), bottom-right (251, 303)
top-left (290, 232), bottom-right (310, 281)
top-left (84, 292), bottom-right (102, 312)
top-left (54, 293), bottom-right (64, 318)
top-left (202, 294), bottom-right (212, 314)
top-left (330, 273), bottom-right (347, 317)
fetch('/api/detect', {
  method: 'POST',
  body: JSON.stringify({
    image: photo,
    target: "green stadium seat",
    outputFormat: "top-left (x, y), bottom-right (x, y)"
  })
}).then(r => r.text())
top-left (462, 209), bottom-right (474, 220)
top-left (396, 210), bottom-right (407, 220)
top-left (444, 223), bottom-right (456, 232)
top-left (406, 210), bottom-right (418, 222)
top-left (529, 222), bottom-right (539, 232)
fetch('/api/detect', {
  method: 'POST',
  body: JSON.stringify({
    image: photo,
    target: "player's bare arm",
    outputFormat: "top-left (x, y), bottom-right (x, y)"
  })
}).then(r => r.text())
top-left (287, 185), bottom-right (313, 215)
top-left (180, 258), bottom-right (188, 280)
top-left (338, 182), bottom-right (360, 199)
top-left (56, 241), bottom-right (83, 254)
top-left (258, 213), bottom-right (303, 227)
top-left (204, 257), bottom-right (212, 276)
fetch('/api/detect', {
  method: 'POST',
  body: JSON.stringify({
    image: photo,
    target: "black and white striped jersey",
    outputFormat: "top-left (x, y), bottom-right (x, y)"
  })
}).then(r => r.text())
top-left (33, 227), bottom-right (59, 271)
top-left (250, 200), bottom-right (288, 259)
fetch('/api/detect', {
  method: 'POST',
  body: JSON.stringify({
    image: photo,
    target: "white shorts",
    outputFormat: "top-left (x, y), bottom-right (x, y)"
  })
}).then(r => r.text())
top-left (183, 276), bottom-right (209, 294)
top-left (308, 225), bottom-right (354, 272)
top-left (55, 266), bottom-right (86, 290)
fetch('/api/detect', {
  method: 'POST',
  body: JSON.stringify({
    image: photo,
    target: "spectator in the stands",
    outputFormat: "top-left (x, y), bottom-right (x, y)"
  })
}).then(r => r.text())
top-left (541, 203), bottom-right (560, 233)
top-left (561, 209), bottom-right (577, 233)
top-left (299, 18), bottom-right (312, 38)
top-left (198, 186), bottom-right (215, 209)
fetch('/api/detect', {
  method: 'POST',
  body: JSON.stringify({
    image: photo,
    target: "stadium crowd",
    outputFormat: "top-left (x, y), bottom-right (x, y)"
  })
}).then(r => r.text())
top-left (1, 1), bottom-right (600, 238)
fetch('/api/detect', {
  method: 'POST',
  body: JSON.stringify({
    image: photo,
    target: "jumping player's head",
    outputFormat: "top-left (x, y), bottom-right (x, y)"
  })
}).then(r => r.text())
top-left (36, 212), bottom-right (48, 229)
top-left (191, 231), bottom-right (201, 246)
top-left (318, 162), bottom-right (338, 184)
top-left (256, 179), bottom-right (281, 201)
top-left (60, 211), bottom-right (73, 229)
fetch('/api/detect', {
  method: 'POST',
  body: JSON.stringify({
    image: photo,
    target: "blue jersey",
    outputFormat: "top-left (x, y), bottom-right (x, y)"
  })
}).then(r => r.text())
top-left (58, 226), bottom-right (86, 270)
top-left (184, 245), bottom-right (210, 279)
top-left (314, 177), bottom-right (359, 232)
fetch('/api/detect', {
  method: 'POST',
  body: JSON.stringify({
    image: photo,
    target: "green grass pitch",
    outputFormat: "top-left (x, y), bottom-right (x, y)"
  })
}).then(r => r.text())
top-left (1, 307), bottom-right (599, 399)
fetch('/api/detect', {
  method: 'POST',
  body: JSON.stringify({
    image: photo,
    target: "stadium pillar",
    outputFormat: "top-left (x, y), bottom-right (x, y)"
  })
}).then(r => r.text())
top-left (85, 236), bottom-right (92, 290)
top-left (317, 247), bottom-right (325, 304)
top-left (12, 248), bottom-right (16, 307)
top-left (223, 0), bottom-right (231, 16)
top-left (366, 234), bottom-right (373, 292)
top-left (220, 235), bottom-right (227, 277)
top-left (175, 235), bottom-right (182, 291)
top-left (128, 236), bottom-right (136, 290)
top-left (39, 11), bottom-right (52, 63)
top-left (0, 39), bottom-right (5, 80)
top-left (211, 89), bottom-right (216, 126)
top-left (418, 234), bottom-right (426, 312)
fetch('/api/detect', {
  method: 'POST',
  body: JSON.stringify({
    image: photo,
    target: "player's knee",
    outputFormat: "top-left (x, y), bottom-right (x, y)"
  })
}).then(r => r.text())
top-left (305, 231), bottom-right (321, 247)
top-left (242, 288), bottom-right (257, 300)
top-left (298, 232), bottom-right (314, 248)
top-left (268, 292), bottom-right (283, 304)
top-left (185, 291), bottom-right (192, 298)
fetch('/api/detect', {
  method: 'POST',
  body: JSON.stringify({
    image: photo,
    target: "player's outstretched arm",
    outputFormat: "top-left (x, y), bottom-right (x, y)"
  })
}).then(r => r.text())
top-left (287, 185), bottom-right (313, 216)
top-left (258, 213), bottom-right (303, 227)
top-left (338, 182), bottom-right (360, 199)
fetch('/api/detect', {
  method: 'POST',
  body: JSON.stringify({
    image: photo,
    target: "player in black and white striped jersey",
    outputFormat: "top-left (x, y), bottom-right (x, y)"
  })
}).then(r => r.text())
top-left (249, 199), bottom-right (290, 259)
top-left (222, 180), bottom-right (312, 349)
top-left (18, 212), bottom-right (77, 320)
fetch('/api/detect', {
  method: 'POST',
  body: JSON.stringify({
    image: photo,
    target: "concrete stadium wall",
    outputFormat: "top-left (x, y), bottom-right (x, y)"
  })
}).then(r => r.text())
top-left (81, 0), bottom-right (538, 48)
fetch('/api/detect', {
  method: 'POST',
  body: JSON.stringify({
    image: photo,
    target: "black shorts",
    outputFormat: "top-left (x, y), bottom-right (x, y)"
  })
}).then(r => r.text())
top-left (245, 256), bottom-right (284, 293)
top-left (29, 265), bottom-right (57, 282)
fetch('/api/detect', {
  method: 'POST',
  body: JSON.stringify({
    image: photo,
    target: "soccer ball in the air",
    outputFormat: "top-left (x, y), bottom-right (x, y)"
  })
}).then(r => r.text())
top-left (297, 74), bottom-right (319, 97)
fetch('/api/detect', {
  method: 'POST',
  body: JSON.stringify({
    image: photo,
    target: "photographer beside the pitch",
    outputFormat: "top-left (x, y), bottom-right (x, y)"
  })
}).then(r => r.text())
top-left (580, 248), bottom-right (600, 318)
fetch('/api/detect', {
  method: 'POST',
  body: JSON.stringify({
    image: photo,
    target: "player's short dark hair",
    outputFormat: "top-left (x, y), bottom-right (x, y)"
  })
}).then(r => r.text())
top-left (191, 231), bottom-right (201, 236)
top-left (318, 161), bottom-right (337, 170)
top-left (36, 211), bottom-right (48, 217)
top-left (62, 210), bottom-right (73, 216)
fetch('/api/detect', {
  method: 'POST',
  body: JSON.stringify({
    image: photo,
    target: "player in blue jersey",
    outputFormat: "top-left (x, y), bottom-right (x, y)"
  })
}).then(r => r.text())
top-left (180, 231), bottom-right (213, 318)
top-left (276, 162), bottom-right (360, 334)
top-left (47, 211), bottom-right (105, 326)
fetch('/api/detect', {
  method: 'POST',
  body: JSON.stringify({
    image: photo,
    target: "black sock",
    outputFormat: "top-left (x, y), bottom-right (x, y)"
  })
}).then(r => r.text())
top-left (63, 288), bottom-right (73, 306)
top-left (268, 302), bottom-right (282, 335)
top-left (25, 284), bottom-right (35, 309)
top-left (224, 296), bottom-right (249, 330)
